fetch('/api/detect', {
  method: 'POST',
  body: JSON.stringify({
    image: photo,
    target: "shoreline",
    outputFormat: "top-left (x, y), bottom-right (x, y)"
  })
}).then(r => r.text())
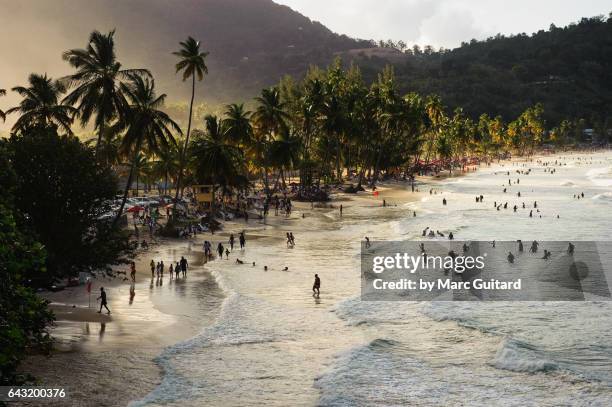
top-left (21, 149), bottom-right (610, 406)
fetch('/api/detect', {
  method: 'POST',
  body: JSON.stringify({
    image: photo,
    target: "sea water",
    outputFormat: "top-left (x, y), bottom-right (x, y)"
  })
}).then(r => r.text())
top-left (133, 151), bottom-right (612, 406)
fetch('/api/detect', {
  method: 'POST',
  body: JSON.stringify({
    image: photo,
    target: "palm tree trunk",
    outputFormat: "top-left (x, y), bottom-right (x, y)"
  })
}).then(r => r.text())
top-left (175, 74), bottom-right (196, 201)
top-left (112, 141), bottom-right (141, 227)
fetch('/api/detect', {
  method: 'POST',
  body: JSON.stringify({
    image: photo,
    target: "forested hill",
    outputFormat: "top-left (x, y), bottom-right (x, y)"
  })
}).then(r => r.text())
top-left (0, 0), bottom-right (370, 105)
top-left (351, 15), bottom-right (612, 126)
top-left (1, 1), bottom-right (611, 129)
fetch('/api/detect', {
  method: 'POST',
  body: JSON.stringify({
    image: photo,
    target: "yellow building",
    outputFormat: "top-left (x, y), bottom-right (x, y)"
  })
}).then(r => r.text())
top-left (193, 185), bottom-right (214, 209)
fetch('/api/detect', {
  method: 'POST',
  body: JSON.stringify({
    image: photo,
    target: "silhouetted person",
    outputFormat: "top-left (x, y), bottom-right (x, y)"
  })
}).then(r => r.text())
top-left (97, 287), bottom-right (110, 314)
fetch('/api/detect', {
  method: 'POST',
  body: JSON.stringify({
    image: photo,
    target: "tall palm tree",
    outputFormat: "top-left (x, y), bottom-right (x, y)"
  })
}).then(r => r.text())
top-left (320, 93), bottom-right (345, 182)
top-left (6, 73), bottom-right (76, 135)
top-left (252, 87), bottom-right (289, 193)
top-left (62, 30), bottom-right (150, 155)
top-left (131, 152), bottom-right (149, 196)
top-left (268, 129), bottom-right (301, 189)
top-left (152, 144), bottom-right (180, 195)
top-left (190, 114), bottom-right (245, 213)
top-left (172, 36), bottom-right (209, 201)
top-left (0, 88), bottom-right (6, 122)
top-left (112, 75), bottom-right (180, 226)
top-left (223, 103), bottom-right (252, 146)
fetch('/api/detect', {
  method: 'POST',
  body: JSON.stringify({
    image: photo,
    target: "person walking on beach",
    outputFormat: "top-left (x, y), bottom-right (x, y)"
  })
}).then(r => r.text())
top-left (340, 204), bottom-right (343, 216)
top-left (150, 260), bottom-right (155, 278)
top-left (175, 262), bottom-right (180, 279)
top-left (217, 243), bottom-right (224, 259)
top-left (180, 256), bottom-right (188, 277)
top-left (97, 287), bottom-right (111, 314)
top-left (169, 263), bottom-right (174, 280)
top-left (313, 274), bottom-right (321, 296)
top-left (130, 261), bottom-right (136, 282)
top-left (229, 234), bottom-right (235, 251)
top-left (160, 261), bottom-right (164, 277)
top-left (239, 232), bottom-right (246, 249)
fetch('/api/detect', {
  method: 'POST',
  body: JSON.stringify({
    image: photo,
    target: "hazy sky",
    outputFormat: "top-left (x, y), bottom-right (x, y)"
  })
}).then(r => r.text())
top-left (277, 0), bottom-right (611, 48)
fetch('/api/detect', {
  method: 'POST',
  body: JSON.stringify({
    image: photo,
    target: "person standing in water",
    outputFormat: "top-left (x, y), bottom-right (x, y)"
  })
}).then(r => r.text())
top-left (150, 260), bottom-right (155, 278)
top-left (340, 204), bottom-right (343, 216)
top-left (97, 287), bottom-right (111, 314)
top-left (130, 261), bottom-right (136, 282)
top-left (313, 274), bottom-right (321, 296)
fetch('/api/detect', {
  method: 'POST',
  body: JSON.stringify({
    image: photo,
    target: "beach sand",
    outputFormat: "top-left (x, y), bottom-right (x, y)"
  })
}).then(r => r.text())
top-left (19, 181), bottom-right (423, 407)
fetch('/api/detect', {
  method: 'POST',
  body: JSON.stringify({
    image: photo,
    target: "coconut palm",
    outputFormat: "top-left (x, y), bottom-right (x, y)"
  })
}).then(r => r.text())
top-left (112, 75), bottom-right (180, 225)
top-left (223, 103), bottom-right (252, 146)
top-left (152, 144), bottom-right (181, 195)
top-left (62, 30), bottom-right (150, 155)
top-left (252, 87), bottom-right (289, 193)
top-left (6, 73), bottom-right (76, 135)
top-left (172, 36), bottom-right (209, 200)
top-left (253, 87), bottom-right (289, 138)
top-left (268, 129), bottom-right (301, 189)
top-left (190, 114), bottom-right (245, 212)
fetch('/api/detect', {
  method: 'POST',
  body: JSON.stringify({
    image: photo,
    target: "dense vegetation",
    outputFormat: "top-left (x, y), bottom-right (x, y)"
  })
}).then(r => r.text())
top-left (354, 14), bottom-right (612, 130)
top-left (0, 142), bottom-right (54, 386)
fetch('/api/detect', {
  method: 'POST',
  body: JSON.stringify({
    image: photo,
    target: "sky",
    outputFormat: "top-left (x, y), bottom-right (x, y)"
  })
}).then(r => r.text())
top-left (276, 0), bottom-right (612, 48)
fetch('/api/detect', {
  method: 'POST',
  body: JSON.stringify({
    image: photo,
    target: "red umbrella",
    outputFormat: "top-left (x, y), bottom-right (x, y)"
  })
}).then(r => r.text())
top-left (127, 205), bottom-right (144, 213)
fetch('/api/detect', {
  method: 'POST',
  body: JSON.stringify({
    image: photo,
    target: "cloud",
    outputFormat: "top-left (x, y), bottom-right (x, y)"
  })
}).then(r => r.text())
top-left (277, 0), bottom-right (612, 48)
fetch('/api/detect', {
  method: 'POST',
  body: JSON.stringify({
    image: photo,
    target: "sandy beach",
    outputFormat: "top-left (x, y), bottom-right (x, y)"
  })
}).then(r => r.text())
top-left (20, 151), bottom-right (612, 406)
top-left (19, 177), bottom-right (423, 406)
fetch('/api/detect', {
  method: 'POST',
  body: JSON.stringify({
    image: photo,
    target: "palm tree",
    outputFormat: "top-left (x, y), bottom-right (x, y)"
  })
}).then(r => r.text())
top-left (320, 93), bottom-right (345, 182)
top-left (6, 73), bottom-right (76, 134)
top-left (112, 75), bottom-right (180, 226)
top-left (62, 30), bottom-right (150, 155)
top-left (131, 152), bottom-right (149, 196)
top-left (253, 87), bottom-right (289, 137)
top-left (0, 88), bottom-right (6, 122)
top-left (172, 36), bottom-right (209, 201)
top-left (152, 144), bottom-right (180, 195)
top-left (253, 87), bottom-right (289, 193)
top-left (268, 129), bottom-right (301, 188)
top-left (223, 103), bottom-right (252, 146)
top-left (190, 114), bottom-right (245, 213)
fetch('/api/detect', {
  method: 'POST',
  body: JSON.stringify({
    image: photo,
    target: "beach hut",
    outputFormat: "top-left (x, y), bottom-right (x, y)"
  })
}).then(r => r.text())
top-left (193, 185), bottom-right (214, 209)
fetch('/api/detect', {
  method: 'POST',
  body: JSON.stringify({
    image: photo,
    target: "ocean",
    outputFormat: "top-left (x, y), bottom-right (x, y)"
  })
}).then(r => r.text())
top-left (132, 151), bottom-right (612, 406)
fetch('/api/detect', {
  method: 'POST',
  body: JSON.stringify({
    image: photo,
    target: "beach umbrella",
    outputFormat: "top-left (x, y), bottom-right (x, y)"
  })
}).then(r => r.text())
top-left (165, 203), bottom-right (175, 209)
top-left (127, 205), bottom-right (144, 213)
